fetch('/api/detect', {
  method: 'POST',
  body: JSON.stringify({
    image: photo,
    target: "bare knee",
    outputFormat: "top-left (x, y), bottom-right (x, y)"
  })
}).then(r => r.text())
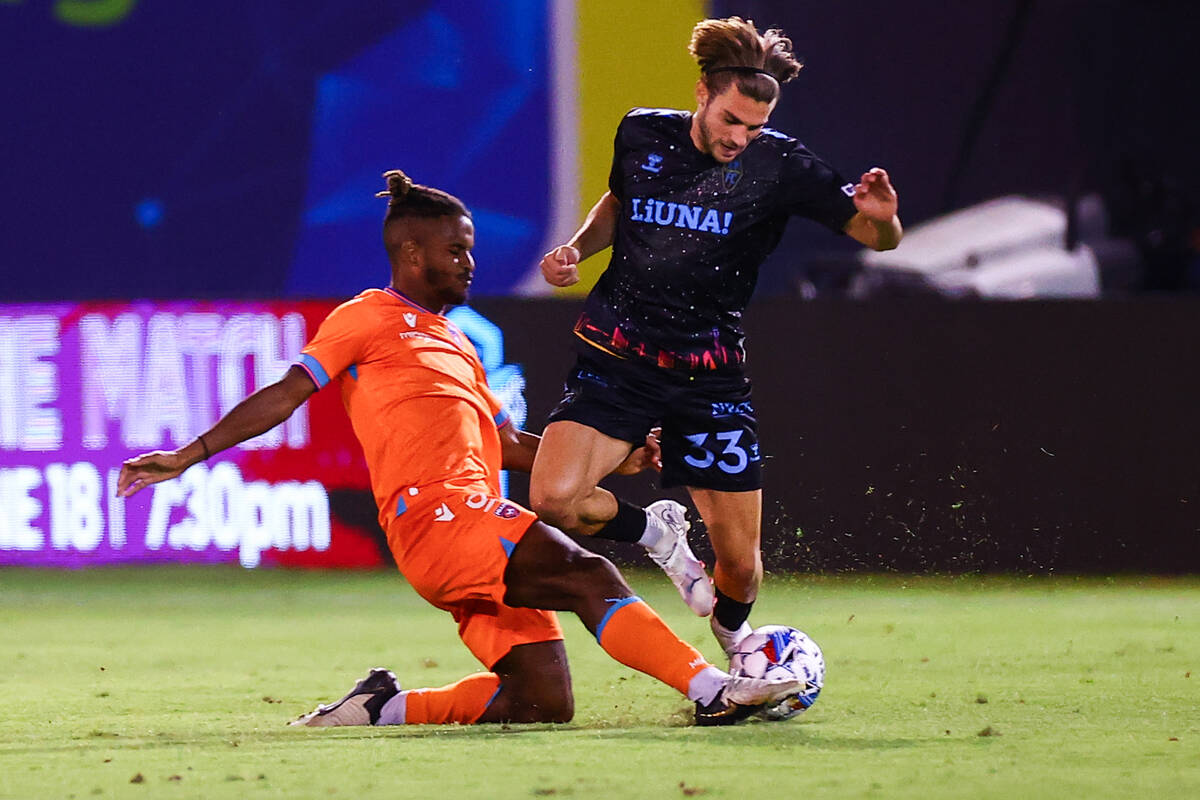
top-left (486, 641), bottom-right (575, 724)
top-left (715, 553), bottom-right (763, 598)
top-left (529, 481), bottom-right (584, 531)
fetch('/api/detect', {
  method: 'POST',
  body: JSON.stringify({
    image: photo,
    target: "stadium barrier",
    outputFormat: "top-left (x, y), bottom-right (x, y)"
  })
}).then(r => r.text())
top-left (477, 297), bottom-right (1200, 574)
top-left (3, 298), bottom-right (1196, 573)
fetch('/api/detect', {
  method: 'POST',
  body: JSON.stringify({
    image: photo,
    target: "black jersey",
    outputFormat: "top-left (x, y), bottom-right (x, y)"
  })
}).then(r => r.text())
top-left (574, 107), bottom-right (857, 372)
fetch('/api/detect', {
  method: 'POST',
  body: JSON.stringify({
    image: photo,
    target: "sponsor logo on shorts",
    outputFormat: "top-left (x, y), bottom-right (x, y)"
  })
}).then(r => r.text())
top-left (711, 400), bottom-right (754, 417)
top-left (433, 503), bottom-right (455, 522)
top-left (465, 492), bottom-right (522, 519)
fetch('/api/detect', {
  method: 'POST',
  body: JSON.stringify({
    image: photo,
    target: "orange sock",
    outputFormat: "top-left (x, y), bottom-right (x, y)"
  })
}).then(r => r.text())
top-left (594, 597), bottom-right (710, 696)
top-left (400, 673), bottom-right (501, 724)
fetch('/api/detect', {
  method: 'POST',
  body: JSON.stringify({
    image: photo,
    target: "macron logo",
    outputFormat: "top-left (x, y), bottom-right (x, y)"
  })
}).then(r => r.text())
top-left (403, 312), bottom-right (418, 327)
top-left (840, 182), bottom-right (856, 197)
top-left (433, 503), bottom-right (455, 522)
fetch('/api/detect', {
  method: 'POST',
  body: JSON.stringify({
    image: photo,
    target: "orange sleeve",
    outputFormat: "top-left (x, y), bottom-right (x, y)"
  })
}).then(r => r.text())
top-left (469, 344), bottom-right (511, 430)
top-left (297, 298), bottom-right (371, 389)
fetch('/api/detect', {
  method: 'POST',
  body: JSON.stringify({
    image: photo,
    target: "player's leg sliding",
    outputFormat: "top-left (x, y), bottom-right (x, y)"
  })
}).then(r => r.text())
top-left (290, 523), bottom-right (788, 729)
top-left (292, 670), bottom-right (502, 727)
top-left (381, 673), bottom-right (501, 725)
top-left (290, 668), bottom-right (402, 727)
top-left (593, 498), bottom-right (715, 617)
top-left (592, 594), bottom-right (724, 702)
top-left (589, 595), bottom-right (800, 725)
top-left (289, 611), bottom-right (795, 728)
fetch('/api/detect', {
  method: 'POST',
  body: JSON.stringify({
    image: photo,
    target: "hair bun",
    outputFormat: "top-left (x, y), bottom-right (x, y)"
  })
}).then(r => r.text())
top-left (376, 169), bottom-right (414, 199)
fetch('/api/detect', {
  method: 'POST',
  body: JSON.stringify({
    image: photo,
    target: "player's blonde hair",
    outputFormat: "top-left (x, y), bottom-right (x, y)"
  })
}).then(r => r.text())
top-left (689, 16), bottom-right (803, 103)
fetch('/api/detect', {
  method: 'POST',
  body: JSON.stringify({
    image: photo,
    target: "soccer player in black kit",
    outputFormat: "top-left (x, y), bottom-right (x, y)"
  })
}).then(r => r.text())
top-left (529, 17), bottom-right (903, 661)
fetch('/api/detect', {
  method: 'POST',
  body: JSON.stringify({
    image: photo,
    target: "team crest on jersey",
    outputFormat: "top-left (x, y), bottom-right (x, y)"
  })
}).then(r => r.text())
top-left (640, 153), bottom-right (664, 174)
top-left (721, 159), bottom-right (743, 191)
top-left (492, 503), bottom-right (521, 520)
top-left (403, 312), bottom-right (417, 327)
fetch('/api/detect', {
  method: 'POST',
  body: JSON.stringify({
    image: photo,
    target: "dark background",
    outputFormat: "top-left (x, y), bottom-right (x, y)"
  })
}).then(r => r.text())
top-left (715, 0), bottom-right (1200, 294)
top-left (1, 0), bottom-right (550, 301)
top-left (474, 297), bottom-right (1200, 574)
top-left (3, 0), bottom-right (1197, 300)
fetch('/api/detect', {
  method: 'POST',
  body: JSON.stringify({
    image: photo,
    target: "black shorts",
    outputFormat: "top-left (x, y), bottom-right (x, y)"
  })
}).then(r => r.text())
top-left (547, 350), bottom-right (761, 492)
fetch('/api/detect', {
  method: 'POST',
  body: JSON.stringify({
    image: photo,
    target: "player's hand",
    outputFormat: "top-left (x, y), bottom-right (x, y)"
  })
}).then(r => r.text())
top-left (117, 450), bottom-right (190, 497)
top-left (852, 167), bottom-right (899, 222)
top-left (540, 245), bottom-right (581, 287)
top-left (613, 428), bottom-right (663, 475)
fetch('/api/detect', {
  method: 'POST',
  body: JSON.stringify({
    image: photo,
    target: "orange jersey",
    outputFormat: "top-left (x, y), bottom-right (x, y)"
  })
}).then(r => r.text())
top-left (296, 288), bottom-right (510, 529)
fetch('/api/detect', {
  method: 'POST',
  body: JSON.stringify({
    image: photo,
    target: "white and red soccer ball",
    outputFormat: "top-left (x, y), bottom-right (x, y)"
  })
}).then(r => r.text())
top-left (730, 625), bottom-right (825, 721)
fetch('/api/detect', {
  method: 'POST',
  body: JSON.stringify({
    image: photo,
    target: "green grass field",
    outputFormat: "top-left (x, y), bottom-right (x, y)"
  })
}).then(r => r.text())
top-left (1, 567), bottom-right (1196, 799)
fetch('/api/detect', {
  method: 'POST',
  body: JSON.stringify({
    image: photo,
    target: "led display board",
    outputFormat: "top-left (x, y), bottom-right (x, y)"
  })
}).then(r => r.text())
top-left (0, 302), bottom-right (526, 569)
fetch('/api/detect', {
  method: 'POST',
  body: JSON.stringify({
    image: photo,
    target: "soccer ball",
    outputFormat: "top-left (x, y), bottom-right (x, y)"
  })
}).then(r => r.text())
top-left (729, 625), bottom-right (825, 721)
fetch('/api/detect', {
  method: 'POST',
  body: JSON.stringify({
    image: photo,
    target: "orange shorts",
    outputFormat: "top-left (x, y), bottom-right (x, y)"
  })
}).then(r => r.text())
top-left (385, 485), bottom-right (563, 670)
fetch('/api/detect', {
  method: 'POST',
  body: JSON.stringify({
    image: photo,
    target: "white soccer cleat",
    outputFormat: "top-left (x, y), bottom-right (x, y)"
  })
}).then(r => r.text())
top-left (644, 499), bottom-right (715, 616)
top-left (721, 672), bottom-right (805, 707)
top-left (289, 668), bottom-right (400, 727)
top-left (694, 673), bottom-right (805, 726)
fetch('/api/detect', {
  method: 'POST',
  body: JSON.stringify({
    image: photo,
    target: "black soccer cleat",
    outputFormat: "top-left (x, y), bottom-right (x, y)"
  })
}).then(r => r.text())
top-left (694, 696), bottom-right (765, 726)
top-left (290, 668), bottom-right (401, 727)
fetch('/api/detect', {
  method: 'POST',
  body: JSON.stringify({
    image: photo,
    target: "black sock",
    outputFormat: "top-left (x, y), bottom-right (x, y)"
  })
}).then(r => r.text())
top-left (713, 588), bottom-right (753, 631)
top-left (592, 500), bottom-right (647, 543)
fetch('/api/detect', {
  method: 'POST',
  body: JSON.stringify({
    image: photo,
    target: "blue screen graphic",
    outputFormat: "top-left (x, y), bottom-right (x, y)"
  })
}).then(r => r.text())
top-left (0, 0), bottom-right (551, 301)
top-left (287, 2), bottom-right (550, 298)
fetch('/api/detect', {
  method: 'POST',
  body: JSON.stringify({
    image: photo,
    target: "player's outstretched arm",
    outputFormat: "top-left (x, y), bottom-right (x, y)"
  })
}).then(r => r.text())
top-left (844, 167), bottom-right (903, 251)
top-left (540, 191), bottom-right (621, 287)
top-left (116, 366), bottom-right (317, 497)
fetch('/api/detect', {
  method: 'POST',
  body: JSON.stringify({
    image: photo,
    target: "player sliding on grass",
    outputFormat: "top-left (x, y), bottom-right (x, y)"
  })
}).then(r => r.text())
top-left (117, 170), bottom-right (802, 727)
top-left (531, 17), bottom-right (903, 657)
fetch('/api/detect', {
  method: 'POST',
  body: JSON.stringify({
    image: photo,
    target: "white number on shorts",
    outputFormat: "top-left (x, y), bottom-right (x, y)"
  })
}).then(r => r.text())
top-left (683, 431), bottom-right (749, 474)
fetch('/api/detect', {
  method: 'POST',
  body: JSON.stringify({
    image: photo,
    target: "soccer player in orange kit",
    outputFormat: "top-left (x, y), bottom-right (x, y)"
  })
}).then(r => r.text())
top-left (116, 170), bottom-right (804, 726)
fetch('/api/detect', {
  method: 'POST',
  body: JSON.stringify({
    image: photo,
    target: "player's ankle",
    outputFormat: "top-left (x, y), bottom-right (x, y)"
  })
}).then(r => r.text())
top-left (594, 499), bottom-right (649, 544)
top-left (639, 514), bottom-right (666, 552)
top-left (685, 665), bottom-right (727, 706)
